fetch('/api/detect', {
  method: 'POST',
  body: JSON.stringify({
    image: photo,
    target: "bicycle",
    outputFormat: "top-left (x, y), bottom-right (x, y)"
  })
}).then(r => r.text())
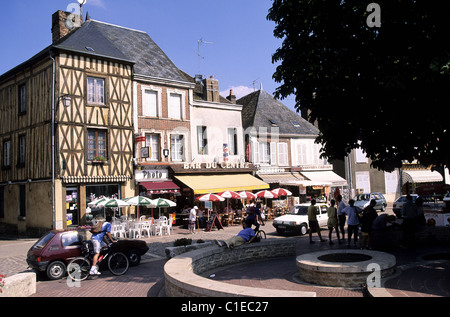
top-left (67, 240), bottom-right (129, 282)
top-left (254, 227), bottom-right (266, 241)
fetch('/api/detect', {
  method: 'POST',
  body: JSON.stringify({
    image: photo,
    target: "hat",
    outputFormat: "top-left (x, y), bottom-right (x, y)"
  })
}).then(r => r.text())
top-left (193, 206), bottom-right (198, 209)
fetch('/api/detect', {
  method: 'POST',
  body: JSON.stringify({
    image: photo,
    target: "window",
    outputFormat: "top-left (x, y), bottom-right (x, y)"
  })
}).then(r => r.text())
top-left (88, 129), bottom-right (107, 161)
top-left (87, 77), bottom-right (105, 105)
top-left (259, 142), bottom-right (270, 164)
top-left (168, 93), bottom-right (182, 119)
top-left (143, 90), bottom-right (158, 117)
top-left (278, 143), bottom-right (289, 166)
top-left (197, 126), bottom-right (208, 155)
top-left (227, 128), bottom-right (238, 155)
top-left (18, 135), bottom-right (26, 166)
top-left (171, 135), bottom-right (184, 161)
top-left (146, 134), bottom-right (160, 161)
top-left (3, 140), bottom-right (11, 168)
top-left (355, 147), bottom-right (368, 163)
top-left (19, 84), bottom-right (26, 114)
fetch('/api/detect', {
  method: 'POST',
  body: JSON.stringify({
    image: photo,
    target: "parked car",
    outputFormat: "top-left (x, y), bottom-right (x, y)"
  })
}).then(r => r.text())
top-left (353, 192), bottom-right (387, 212)
top-left (392, 194), bottom-right (419, 218)
top-left (27, 229), bottom-right (149, 280)
top-left (273, 203), bottom-right (328, 235)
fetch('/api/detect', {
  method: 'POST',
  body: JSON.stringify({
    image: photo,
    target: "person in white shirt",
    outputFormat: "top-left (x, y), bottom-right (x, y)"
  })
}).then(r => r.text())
top-left (189, 206), bottom-right (198, 233)
top-left (336, 195), bottom-right (347, 241)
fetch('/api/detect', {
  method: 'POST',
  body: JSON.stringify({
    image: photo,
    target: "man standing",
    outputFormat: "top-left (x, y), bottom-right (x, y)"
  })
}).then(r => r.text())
top-left (308, 199), bottom-right (325, 243)
top-left (401, 195), bottom-right (418, 248)
top-left (337, 195), bottom-right (346, 241)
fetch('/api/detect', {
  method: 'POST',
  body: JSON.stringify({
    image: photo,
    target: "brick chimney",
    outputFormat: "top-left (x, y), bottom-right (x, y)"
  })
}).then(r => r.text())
top-left (52, 10), bottom-right (82, 43)
top-left (226, 89), bottom-right (236, 104)
top-left (203, 76), bottom-right (220, 102)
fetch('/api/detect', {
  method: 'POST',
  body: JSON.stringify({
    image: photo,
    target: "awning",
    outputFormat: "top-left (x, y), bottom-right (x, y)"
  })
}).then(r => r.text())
top-left (300, 171), bottom-right (348, 187)
top-left (258, 172), bottom-right (305, 184)
top-left (140, 181), bottom-right (180, 194)
top-left (402, 170), bottom-right (443, 185)
top-left (175, 174), bottom-right (270, 195)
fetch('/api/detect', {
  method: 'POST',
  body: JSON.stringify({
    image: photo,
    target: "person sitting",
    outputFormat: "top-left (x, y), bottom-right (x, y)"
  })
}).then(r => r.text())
top-left (215, 219), bottom-right (256, 249)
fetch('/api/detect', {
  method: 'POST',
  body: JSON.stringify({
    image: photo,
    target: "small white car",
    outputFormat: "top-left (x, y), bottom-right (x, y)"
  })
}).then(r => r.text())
top-left (272, 203), bottom-right (328, 235)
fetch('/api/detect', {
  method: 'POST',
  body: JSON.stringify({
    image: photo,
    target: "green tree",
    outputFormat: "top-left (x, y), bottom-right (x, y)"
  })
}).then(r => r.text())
top-left (268, 0), bottom-right (450, 172)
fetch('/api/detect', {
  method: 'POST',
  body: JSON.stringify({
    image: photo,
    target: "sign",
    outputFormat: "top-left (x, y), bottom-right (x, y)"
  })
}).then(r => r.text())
top-left (183, 162), bottom-right (251, 170)
top-left (135, 167), bottom-right (169, 181)
top-left (135, 133), bottom-right (146, 143)
top-left (141, 147), bottom-right (150, 159)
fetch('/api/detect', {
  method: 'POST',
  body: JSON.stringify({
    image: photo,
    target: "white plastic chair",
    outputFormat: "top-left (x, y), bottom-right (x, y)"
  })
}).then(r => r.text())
top-left (162, 217), bottom-right (173, 236)
top-left (128, 221), bottom-right (142, 239)
top-left (152, 219), bottom-right (163, 236)
top-left (139, 215), bottom-right (146, 222)
top-left (112, 223), bottom-right (126, 239)
top-left (141, 220), bottom-right (153, 238)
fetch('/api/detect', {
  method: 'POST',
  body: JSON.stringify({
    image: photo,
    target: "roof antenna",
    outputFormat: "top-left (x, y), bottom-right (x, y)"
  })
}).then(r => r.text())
top-left (77, 0), bottom-right (87, 22)
top-left (198, 38), bottom-right (213, 74)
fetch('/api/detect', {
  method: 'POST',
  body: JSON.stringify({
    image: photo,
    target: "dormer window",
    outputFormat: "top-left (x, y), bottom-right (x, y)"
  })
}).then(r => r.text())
top-left (269, 119), bottom-right (278, 127)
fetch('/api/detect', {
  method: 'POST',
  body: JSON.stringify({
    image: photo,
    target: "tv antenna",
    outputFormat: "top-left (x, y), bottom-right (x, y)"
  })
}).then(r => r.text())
top-left (198, 38), bottom-right (213, 74)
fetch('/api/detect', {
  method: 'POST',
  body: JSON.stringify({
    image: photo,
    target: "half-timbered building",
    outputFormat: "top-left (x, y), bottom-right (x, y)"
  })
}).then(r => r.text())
top-left (0, 11), bottom-right (135, 234)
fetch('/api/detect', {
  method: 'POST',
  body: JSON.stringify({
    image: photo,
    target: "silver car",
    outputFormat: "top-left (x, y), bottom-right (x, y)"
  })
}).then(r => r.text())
top-left (353, 192), bottom-right (387, 212)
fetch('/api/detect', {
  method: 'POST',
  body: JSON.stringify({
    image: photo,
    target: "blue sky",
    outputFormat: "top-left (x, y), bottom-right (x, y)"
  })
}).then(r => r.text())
top-left (1, 0), bottom-right (297, 111)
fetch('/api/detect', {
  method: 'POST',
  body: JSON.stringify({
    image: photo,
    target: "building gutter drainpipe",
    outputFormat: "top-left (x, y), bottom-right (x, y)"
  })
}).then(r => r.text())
top-left (50, 50), bottom-right (56, 230)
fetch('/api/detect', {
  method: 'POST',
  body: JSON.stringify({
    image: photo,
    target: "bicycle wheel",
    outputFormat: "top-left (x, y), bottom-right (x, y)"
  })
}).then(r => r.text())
top-left (107, 252), bottom-right (129, 276)
top-left (67, 257), bottom-right (91, 281)
top-left (257, 230), bottom-right (266, 240)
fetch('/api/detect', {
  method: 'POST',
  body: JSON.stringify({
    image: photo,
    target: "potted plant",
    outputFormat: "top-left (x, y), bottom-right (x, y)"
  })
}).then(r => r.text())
top-left (92, 155), bottom-right (107, 163)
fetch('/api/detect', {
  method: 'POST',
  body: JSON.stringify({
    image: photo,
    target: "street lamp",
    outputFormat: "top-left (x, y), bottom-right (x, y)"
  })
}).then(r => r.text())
top-left (59, 95), bottom-right (72, 107)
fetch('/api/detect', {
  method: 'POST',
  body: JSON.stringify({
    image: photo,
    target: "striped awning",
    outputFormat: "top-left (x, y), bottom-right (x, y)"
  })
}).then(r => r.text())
top-left (402, 170), bottom-right (443, 185)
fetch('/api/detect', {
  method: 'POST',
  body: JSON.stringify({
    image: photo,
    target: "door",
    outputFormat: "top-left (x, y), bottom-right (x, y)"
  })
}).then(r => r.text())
top-left (66, 187), bottom-right (79, 226)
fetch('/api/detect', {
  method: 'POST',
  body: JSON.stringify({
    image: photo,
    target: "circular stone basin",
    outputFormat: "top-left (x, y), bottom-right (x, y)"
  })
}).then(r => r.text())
top-left (296, 250), bottom-right (396, 287)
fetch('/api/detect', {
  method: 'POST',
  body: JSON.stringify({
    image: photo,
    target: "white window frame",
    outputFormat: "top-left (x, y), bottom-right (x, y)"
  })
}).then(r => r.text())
top-left (259, 142), bottom-right (270, 164)
top-left (170, 134), bottom-right (184, 162)
top-left (166, 89), bottom-right (186, 120)
top-left (142, 87), bottom-right (162, 117)
top-left (197, 126), bottom-right (208, 155)
top-left (146, 133), bottom-right (161, 161)
top-left (227, 128), bottom-right (238, 156)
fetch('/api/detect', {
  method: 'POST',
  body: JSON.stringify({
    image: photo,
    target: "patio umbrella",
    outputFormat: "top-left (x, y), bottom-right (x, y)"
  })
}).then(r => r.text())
top-left (196, 193), bottom-right (225, 202)
top-left (88, 197), bottom-right (109, 208)
top-left (271, 188), bottom-right (292, 196)
top-left (123, 195), bottom-right (153, 206)
top-left (97, 198), bottom-right (130, 218)
top-left (271, 188), bottom-right (292, 209)
top-left (238, 191), bottom-right (257, 200)
top-left (217, 191), bottom-right (241, 199)
top-left (150, 198), bottom-right (177, 218)
top-left (123, 195), bottom-right (154, 219)
top-left (255, 190), bottom-right (278, 199)
top-left (218, 191), bottom-right (240, 212)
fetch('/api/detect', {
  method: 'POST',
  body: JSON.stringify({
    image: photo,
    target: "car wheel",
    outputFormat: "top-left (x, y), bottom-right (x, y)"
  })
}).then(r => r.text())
top-left (46, 261), bottom-right (66, 280)
top-left (300, 224), bottom-right (308, 235)
top-left (127, 250), bottom-right (141, 266)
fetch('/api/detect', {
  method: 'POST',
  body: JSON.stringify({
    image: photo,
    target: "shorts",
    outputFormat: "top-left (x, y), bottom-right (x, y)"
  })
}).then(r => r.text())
top-left (308, 220), bottom-right (320, 233)
top-left (92, 239), bottom-right (101, 254)
top-left (92, 239), bottom-right (106, 254)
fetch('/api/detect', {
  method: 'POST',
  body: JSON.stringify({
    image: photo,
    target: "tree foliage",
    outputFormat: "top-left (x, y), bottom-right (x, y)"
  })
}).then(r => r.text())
top-left (268, 0), bottom-right (450, 172)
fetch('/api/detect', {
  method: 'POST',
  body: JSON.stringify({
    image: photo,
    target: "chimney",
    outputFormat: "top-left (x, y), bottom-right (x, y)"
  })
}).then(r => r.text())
top-left (203, 76), bottom-right (220, 102)
top-left (52, 10), bottom-right (82, 43)
top-left (226, 89), bottom-right (236, 104)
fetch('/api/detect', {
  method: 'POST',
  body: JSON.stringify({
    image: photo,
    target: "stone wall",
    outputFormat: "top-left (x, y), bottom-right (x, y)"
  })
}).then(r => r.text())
top-left (164, 238), bottom-right (316, 297)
